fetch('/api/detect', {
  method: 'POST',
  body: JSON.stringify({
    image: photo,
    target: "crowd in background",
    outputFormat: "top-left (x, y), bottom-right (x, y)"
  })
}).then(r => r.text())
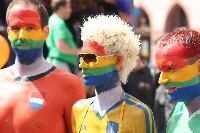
top-left (0, 0), bottom-right (176, 133)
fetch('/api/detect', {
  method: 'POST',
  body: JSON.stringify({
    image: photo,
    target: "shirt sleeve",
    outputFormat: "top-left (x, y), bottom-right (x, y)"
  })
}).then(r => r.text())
top-left (53, 22), bottom-right (66, 40)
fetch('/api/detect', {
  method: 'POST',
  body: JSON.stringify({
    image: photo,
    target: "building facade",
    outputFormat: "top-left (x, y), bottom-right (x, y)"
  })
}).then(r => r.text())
top-left (134, 0), bottom-right (200, 65)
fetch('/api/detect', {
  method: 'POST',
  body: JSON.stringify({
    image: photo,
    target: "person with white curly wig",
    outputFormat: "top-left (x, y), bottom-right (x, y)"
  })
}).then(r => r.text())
top-left (72, 15), bottom-right (157, 133)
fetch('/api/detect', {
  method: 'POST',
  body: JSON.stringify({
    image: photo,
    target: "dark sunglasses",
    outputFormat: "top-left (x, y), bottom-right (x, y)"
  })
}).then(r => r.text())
top-left (79, 53), bottom-right (98, 64)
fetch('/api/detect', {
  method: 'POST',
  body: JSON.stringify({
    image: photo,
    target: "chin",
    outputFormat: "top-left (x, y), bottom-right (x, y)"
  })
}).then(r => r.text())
top-left (83, 76), bottom-right (106, 86)
top-left (168, 83), bottom-right (200, 102)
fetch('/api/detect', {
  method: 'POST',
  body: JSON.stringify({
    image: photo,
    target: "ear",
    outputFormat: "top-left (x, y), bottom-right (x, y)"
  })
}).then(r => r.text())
top-left (7, 27), bottom-right (11, 38)
top-left (43, 25), bottom-right (49, 39)
top-left (115, 54), bottom-right (123, 70)
top-left (197, 59), bottom-right (200, 72)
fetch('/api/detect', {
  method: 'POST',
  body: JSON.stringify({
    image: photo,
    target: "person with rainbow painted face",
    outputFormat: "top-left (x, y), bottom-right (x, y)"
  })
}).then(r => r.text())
top-left (0, 0), bottom-right (85, 132)
top-left (155, 30), bottom-right (200, 133)
top-left (72, 15), bottom-right (156, 133)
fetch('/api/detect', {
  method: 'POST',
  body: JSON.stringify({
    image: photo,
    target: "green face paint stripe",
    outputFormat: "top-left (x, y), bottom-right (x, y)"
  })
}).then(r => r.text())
top-left (82, 64), bottom-right (115, 77)
top-left (164, 75), bottom-right (200, 87)
top-left (10, 40), bottom-right (43, 49)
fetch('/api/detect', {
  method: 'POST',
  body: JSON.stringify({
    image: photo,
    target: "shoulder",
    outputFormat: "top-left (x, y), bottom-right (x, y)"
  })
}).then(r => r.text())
top-left (49, 15), bottom-right (65, 26)
top-left (123, 94), bottom-right (156, 132)
top-left (172, 102), bottom-right (186, 116)
top-left (167, 110), bottom-right (186, 133)
top-left (0, 67), bottom-right (11, 78)
top-left (124, 93), bottom-right (153, 119)
top-left (73, 98), bottom-right (93, 109)
top-left (46, 68), bottom-right (83, 88)
top-left (50, 68), bottom-right (80, 82)
top-left (125, 93), bottom-right (151, 110)
top-left (49, 68), bottom-right (85, 98)
top-left (72, 98), bottom-right (94, 132)
top-left (0, 67), bottom-right (8, 74)
top-left (72, 98), bottom-right (94, 113)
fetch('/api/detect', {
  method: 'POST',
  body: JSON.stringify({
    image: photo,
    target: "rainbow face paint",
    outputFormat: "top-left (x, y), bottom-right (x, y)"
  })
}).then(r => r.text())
top-left (156, 30), bottom-right (200, 102)
top-left (80, 40), bottom-right (119, 94)
top-left (168, 81), bottom-right (200, 102)
top-left (159, 61), bottom-right (199, 84)
top-left (8, 10), bottom-right (46, 65)
top-left (159, 61), bottom-right (200, 102)
top-left (82, 64), bottom-right (115, 77)
top-left (79, 55), bottom-right (117, 69)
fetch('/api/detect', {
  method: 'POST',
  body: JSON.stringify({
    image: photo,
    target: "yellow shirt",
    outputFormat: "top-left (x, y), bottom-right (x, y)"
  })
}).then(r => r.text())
top-left (72, 93), bottom-right (156, 133)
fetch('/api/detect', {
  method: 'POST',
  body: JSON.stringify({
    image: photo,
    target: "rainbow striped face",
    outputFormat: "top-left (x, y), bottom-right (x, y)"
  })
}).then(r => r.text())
top-left (158, 60), bottom-right (200, 102)
top-left (159, 61), bottom-right (199, 86)
top-left (156, 34), bottom-right (200, 102)
top-left (7, 10), bottom-right (47, 65)
top-left (79, 40), bottom-right (119, 94)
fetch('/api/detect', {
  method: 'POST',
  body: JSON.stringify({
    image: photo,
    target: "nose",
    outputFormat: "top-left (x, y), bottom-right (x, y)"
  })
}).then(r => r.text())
top-left (79, 58), bottom-right (95, 68)
top-left (18, 29), bottom-right (28, 40)
top-left (79, 58), bottom-right (86, 68)
top-left (158, 72), bottom-right (170, 84)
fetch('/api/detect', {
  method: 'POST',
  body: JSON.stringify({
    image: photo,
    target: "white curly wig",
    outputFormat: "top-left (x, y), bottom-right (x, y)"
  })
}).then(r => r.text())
top-left (81, 15), bottom-right (141, 84)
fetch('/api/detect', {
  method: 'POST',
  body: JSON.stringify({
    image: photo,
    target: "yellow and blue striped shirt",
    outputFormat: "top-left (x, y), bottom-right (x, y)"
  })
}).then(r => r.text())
top-left (72, 93), bottom-right (156, 133)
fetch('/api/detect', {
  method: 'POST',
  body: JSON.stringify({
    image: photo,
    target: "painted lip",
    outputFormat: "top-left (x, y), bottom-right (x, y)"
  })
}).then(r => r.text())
top-left (166, 86), bottom-right (177, 93)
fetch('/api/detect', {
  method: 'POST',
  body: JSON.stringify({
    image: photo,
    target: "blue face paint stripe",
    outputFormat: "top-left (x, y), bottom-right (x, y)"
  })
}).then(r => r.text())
top-left (84, 70), bottom-right (118, 85)
top-left (169, 81), bottom-right (200, 102)
top-left (84, 70), bottom-right (119, 94)
top-left (13, 47), bottom-right (43, 65)
top-left (126, 100), bottom-right (150, 133)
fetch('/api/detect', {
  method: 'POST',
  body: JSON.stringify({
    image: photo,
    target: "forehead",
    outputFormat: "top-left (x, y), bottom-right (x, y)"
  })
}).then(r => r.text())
top-left (8, 4), bottom-right (40, 27)
top-left (156, 41), bottom-right (190, 71)
top-left (81, 39), bottom-right (106, 56)
top-left (10, 4), bottom-right (37, 13)
top-left (9, 10), bottom-right (40, 19)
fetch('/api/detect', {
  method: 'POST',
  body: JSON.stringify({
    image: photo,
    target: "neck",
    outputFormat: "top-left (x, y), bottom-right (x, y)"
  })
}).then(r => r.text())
top-left (94, 85), bottom-right (124, 115)
top-left (185, 96), bottom-right (200, 117)
top-left (95, 70), bottom-right (119, 94)
top-left (12, 56), bottom-right (53, 77)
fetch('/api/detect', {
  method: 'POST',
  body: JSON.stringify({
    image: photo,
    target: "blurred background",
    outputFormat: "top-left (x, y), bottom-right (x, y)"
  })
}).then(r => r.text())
top-left (1, 0), bottom-right (199, 132)
top-left (1, 0), bottom-right (197, 70)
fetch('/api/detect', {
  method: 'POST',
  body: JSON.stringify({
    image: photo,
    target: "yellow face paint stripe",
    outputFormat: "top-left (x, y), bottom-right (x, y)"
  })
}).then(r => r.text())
top-left (79, 56), bottom-right (117, 68)
top-left (8, 29), bottom-right (45, 40)
top-left (159, 61), bottom-right (199, 84)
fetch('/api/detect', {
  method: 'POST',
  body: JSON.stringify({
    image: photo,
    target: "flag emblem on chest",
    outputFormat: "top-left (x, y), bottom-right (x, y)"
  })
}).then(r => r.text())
top-left (29, 91), bottom-right (45, 110)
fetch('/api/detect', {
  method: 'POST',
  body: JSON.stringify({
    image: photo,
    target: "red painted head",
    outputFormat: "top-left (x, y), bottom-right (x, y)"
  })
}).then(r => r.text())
top-left (81, 39), bottom-right (106, 56)
top-left (156, 30), bottom-right (200, 72)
